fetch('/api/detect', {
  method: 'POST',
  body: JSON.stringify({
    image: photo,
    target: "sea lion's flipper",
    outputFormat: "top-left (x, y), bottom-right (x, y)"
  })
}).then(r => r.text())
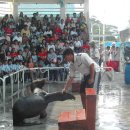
top-left (13, 120), bottom-right (25, 126)
top-left (13, 107), bottom-right (24, 126)
top-left (39, 110), bottom-right (47, 119)
top-left (45, 92), bottom-right (75, 104)
top-left (13, 121), bottom-right (42, 127)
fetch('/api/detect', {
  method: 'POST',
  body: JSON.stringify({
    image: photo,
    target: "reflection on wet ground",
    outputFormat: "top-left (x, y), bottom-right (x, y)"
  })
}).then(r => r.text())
top-left (0, 72), bottom-right (130, 130)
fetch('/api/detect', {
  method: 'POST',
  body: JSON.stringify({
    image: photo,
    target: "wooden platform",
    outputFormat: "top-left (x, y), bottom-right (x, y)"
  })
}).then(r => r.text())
top-left (58, 88), bottom-right (97, 130)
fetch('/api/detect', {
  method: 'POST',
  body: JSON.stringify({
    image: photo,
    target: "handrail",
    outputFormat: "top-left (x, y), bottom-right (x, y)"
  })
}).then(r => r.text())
top-left (94, 66), bottom-right (115, 93)
top-left (96, 66), bottom-right (114, 80)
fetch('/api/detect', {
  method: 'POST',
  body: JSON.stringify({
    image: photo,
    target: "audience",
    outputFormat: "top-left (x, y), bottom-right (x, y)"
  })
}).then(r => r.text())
top-left (0, 11), bottom-right (97, 82)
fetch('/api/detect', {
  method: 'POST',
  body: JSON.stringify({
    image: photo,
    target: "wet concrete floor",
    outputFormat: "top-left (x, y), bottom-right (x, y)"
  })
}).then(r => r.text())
top-left (0, 72), bottom-right (130, 130)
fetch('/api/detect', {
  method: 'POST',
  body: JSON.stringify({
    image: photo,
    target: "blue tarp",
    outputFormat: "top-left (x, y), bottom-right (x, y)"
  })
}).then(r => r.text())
top-left (104, 42), bottom-right (121, 47)
top-left (124, 42), bottom-right (130, 47)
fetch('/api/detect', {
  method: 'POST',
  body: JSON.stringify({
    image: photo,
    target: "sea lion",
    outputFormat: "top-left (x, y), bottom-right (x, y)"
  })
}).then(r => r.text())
top-left (12, 90), bottom-right (75, 126)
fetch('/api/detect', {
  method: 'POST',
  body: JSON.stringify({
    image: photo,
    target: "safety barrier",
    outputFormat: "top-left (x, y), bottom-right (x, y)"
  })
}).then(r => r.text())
top-left (94, 66), bottom-right (115, 93)
top-left (0, 69), bottom-right (25, 114)
top-left (71, 66), bottom-right (115, 93)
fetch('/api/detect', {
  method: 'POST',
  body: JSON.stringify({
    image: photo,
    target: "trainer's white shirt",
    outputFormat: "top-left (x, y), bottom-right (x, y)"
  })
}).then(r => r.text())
top-left (69, 53), bottom-right (99, 78)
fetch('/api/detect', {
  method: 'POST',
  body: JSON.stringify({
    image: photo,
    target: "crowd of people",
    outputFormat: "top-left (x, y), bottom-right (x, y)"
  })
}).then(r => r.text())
top-left (0, 11), bottom-right (120, 82)
top-left (0, 12), bottom-right (90, 81)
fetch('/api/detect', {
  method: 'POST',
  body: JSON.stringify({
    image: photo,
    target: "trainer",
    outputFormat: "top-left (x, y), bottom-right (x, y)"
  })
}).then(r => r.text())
top-left (62, 48), bottom-right (99, 109)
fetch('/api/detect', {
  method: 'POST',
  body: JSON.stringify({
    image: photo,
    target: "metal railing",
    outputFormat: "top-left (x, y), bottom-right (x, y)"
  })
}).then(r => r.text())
top-left (0, 69), bottom-right (25, 114)
top-left (95, 66), bottom-right (115, 95)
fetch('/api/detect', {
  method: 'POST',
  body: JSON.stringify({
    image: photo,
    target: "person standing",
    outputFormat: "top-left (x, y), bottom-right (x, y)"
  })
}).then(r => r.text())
top-left (90, 42), bottom-right (100, 64)
top-left (62, 48), bottom-right (99, 109)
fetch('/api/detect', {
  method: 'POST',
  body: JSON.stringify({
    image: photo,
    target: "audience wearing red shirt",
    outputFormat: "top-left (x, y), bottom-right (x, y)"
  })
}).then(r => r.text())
top-left (38, 48), bottom-right (48, 61)
top-left (10, 48), bottom-right (19, 58)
